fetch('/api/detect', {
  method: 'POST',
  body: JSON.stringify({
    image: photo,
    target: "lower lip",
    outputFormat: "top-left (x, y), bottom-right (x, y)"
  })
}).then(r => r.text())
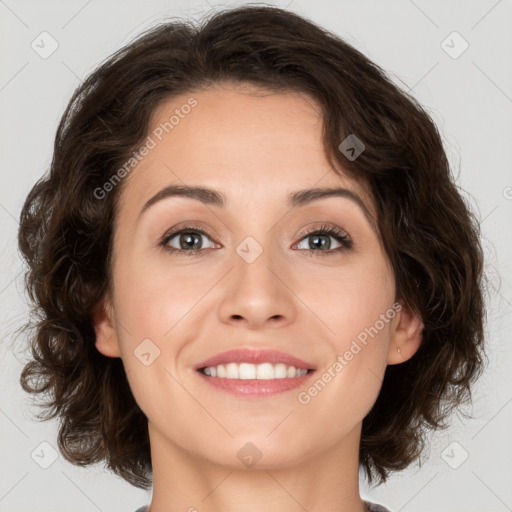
top-left (196, 370), bottom-right (316, 397)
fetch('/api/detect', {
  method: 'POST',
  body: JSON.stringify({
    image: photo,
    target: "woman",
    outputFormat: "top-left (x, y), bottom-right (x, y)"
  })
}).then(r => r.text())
top-left (17, 5), bottom-right (486, 512)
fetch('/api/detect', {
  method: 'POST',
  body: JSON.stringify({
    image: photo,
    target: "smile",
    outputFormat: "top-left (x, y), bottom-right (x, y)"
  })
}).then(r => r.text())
top-left (200, 362), bottom-right (310, 379)
top-left (196, 364), bottom-right (316, 397)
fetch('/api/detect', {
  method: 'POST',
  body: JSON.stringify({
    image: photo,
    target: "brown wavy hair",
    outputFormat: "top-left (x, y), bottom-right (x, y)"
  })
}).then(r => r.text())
top-left (17, 4), bottom-right (487, 490)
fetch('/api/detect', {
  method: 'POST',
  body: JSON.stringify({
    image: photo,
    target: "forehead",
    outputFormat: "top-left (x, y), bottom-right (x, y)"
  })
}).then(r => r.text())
top-left (117, 82), bottom-right (375, 221)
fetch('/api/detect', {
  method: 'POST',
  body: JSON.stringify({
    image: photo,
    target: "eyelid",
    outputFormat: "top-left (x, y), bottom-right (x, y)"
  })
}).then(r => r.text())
top-left (160, 221), bottom-right (218, 242)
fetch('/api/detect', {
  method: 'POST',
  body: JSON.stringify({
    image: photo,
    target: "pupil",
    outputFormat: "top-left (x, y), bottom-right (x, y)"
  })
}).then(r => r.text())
top-left (182, 233), bottom-right (201, 250)
top-left (311, 235), bottom-right (329, 250)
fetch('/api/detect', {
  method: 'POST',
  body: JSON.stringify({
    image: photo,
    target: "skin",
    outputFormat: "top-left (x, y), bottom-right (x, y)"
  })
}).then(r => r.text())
top-left (93, 82), bottom-right (423, 512)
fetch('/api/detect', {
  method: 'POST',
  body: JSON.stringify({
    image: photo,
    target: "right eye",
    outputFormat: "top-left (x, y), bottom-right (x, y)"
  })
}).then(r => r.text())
top-left (159, 225), bottom-right (219, 256)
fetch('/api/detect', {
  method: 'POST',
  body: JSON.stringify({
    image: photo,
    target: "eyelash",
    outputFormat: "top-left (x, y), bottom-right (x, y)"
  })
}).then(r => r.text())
top-left (158, 223), bottom-right (353, 257)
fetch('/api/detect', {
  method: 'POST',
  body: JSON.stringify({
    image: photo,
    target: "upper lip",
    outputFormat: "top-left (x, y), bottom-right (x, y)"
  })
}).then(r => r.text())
top-left (194, 348), bottom-right (317, 371)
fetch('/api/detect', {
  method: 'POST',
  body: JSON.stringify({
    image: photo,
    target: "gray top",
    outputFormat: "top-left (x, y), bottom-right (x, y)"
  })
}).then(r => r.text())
top-left (364, 500), bottom-right (392, 512)
top-left (134, 501), bottom-right (391, 511)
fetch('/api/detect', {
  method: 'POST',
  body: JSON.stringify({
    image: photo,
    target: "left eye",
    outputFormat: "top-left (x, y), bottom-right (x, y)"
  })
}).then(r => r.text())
top-left (295, 230), bottom-right (348, 252)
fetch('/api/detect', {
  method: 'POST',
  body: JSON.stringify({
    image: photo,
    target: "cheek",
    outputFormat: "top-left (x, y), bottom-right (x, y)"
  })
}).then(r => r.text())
top-left (297, 251), bottom-right (395, 349)
top-left (295, 262), bottom-right (395, 433)
top-left (321, 257), bottom-right (395, 398)
top-left (111, 251), bottom-right (207, 340)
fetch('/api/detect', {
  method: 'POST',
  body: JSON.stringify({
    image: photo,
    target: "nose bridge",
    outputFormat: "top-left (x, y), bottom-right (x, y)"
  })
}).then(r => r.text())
top-left (235, 233), bottom-right (278, 289)
top-left (230, 205), bottom-right (280, 279)
top-left (217, 230), bottom-right (296, 328)
top-left (234, 231), bottom-right (283, 298)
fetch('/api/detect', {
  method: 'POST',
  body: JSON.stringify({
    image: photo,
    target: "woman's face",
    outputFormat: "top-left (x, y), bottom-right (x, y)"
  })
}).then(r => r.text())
top-left (94, 82), bottom-right (420, 469)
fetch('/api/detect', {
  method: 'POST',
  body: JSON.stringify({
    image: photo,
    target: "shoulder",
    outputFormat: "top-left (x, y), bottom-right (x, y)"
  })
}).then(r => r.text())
top-left (364, 500), bottom-right (393, 512)
top-left (134, 503), bottom-right (390, 512)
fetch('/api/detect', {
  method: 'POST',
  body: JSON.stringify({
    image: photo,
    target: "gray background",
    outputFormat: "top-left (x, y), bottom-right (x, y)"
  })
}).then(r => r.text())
top-left (1, 0), bottom-right (511, 511)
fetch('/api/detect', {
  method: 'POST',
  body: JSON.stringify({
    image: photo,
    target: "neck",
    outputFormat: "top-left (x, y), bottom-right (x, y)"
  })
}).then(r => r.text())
top-left (146, 421), bottom-right (368, 512)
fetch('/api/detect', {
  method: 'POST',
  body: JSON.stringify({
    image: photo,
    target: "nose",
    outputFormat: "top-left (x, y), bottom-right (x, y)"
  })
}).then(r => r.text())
top-left (217, 241), bottom-right (297, 330)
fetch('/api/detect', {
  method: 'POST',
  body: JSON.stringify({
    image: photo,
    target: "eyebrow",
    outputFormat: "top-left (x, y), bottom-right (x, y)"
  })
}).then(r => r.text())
top-left (138, 184), bottom-right (376, 229)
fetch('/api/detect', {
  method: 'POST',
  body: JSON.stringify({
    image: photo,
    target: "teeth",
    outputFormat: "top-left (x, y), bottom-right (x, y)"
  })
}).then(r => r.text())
top-left (202, 362), bottom-right (309, 379)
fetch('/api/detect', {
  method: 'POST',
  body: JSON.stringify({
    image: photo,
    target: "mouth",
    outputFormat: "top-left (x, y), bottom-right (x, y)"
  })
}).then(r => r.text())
top-left (194, 348), bottom-right (317, 397)
top-left (198, 362), bottom-right (314, 379)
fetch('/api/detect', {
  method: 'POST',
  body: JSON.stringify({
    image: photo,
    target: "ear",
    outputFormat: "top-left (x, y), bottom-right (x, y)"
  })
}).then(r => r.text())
top-left (91, 295), bottom-right (122, 358)
top-left (387, 301), bottom-right (423, 365)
